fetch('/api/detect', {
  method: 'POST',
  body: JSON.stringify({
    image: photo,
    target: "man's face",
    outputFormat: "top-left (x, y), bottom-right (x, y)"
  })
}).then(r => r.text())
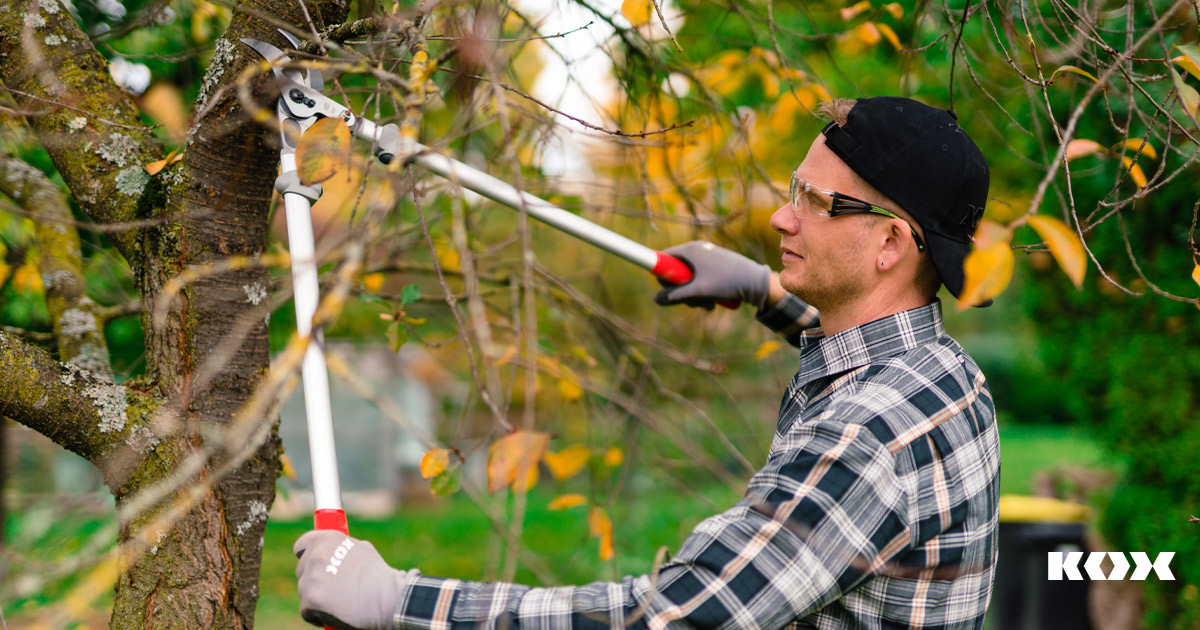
top-left (769, 135), bottom-right (876, 310)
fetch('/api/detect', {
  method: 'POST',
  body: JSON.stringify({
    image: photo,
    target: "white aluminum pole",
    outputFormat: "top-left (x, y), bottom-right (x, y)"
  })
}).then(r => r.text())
top-left (351, 120), bottom-right (694, 284)
top-left (280, 153), bottom-right (347, 534)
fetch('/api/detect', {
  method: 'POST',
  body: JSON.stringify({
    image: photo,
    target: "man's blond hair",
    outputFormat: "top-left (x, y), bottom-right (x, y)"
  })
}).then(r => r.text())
top-left (816, 98), bottom-right (942, 300)
top-left (817, 98), bottom-right (857, 126)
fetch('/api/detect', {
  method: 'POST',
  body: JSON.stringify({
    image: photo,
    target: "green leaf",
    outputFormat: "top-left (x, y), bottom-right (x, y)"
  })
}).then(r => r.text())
top-left (1170, 67), bottom-right (1199, 122)
top-left (430, 468), bottom-right (461, 497)
top-left (386, 321), bottom-right (407, 353)
top-left (400, 284), bottom-right (421, 306)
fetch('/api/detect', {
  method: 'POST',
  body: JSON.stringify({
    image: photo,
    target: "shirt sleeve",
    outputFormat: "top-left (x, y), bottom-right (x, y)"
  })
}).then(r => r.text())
top-left (391, 418), bottom-right (912, 630)
top-left (755, 294), bottom-right (819, 348)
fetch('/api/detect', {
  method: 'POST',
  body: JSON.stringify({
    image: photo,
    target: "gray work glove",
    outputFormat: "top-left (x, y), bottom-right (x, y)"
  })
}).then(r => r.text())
top-left (294, 530), bottom-right (413, 630)
top-left (654, 241), bottom-right (772, 311)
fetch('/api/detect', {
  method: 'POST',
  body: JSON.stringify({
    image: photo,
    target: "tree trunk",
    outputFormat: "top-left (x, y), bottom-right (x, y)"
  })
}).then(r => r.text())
top-left (105, 3), bottom-right (349, 627)
top-left (1, 0), bottom-right (348, 625)
top-left (0, 418), bottom-right (6, 547)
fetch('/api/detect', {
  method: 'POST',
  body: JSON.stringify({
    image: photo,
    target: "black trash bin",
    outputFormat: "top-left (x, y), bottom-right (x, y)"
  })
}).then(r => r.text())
top-left (988, 496), bottom-right (1091, 630)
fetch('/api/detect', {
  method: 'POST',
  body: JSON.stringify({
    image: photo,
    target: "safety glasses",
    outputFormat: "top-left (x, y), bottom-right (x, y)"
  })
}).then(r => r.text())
top-left (789, 172), bottom-right (926, 252)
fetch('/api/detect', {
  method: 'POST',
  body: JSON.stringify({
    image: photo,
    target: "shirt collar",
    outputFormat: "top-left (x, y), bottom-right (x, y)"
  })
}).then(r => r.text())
top-left (794, 300), bottom-right (946, 388)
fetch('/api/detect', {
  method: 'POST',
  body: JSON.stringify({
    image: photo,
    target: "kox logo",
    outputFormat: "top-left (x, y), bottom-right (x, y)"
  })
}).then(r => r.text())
top-left (1048, 551), bottom-right (1174, 581)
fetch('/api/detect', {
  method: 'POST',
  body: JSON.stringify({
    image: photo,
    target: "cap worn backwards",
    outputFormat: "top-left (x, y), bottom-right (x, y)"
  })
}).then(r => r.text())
top-left (821, 96), bottom-right (991, 306)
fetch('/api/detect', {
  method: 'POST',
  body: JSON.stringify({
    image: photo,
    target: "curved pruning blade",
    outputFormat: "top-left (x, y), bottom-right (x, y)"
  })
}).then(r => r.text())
top-left (277, 29), bottom-right (324, 91)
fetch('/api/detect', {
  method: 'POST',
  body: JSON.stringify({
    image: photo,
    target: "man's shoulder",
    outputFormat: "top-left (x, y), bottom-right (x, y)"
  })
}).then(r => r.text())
top-left (816, 338), bottom-right (992, 453)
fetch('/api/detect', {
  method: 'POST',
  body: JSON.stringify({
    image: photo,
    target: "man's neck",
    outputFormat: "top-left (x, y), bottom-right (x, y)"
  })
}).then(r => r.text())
top-left (815, 289), bottom-right (933, 337)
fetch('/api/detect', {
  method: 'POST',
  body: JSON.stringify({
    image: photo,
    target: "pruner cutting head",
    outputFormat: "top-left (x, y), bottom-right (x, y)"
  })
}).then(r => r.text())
top-left (239, 30), bottom-right (348, 124)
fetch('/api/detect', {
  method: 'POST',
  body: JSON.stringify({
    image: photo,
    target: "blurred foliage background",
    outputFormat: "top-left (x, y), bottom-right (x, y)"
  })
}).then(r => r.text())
top-left (2, 0), bottom-right (1198, 627)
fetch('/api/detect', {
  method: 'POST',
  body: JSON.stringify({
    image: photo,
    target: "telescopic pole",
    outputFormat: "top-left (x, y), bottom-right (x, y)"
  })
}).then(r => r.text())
top-left (279, 145), bottom-right (348, 536)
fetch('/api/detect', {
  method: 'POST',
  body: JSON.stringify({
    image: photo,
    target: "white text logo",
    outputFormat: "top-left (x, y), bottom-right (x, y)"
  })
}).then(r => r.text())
top-left (1048, 551), bottom-right (1174, 581)
top-left (324, 538), bottom-right (356, 575)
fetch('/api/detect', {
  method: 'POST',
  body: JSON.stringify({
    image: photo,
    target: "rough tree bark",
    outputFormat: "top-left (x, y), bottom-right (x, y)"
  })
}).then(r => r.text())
top-left (0, 0), bottom-right (349, 627)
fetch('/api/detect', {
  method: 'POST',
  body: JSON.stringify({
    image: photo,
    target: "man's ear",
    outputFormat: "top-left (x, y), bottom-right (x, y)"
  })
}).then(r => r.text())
top-left (875, 219), bottom-right (908, 271)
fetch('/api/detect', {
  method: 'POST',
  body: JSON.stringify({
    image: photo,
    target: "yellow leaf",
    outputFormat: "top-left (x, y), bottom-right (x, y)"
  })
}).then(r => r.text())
top-left (280, 453), bottom-right (297, 481)
top-left (876, 23), bottom-right (902, 51)
top-left (1174, 55), bottom-right (1200, 81)
top-left (1027, 215), bottom-right (1087, 289)
top-left (701, 64), bottom-right (747, 97)
top-left (854, 22), bottom-right (882, 45)
top-left (957, 226), bottom-right (1014, 309)
top-left (588, 507), bottom-right (615, 561)
top-left (362, 272), bottom-right (385, 292)
top-left (604, 446), bottom-right (624, 468)
top-left (840, 0), bottom-right (872, 21)
top-left (144, 149), bottom-right (184, 175)
top-left (1111, 139), bottom-right (1157, 160)
top-left (754, 340), bottom-right (782, 361)
top-left (548, 493), bottom-right (588, 510)
top-left (141, 83), bottom-right (188, 142)
top-left (1173, 44), bottom-right (1200, 81)
top-left (0, 262), bottom-right (10, 288)
top-left (558, 374), bottom-right (584, 401)
top-left (883, 2), bottom-right (904, 18)
top-left (544, 445), bottom-right (591, 481)
top-left (1050, 65), bottom-right (1100, 84)
top-left (1064, 139), bottom-right (1103, 161)
top-left (1192, 263), bottom-right (1200, 288)
top-left (295, 117), bottom-right (352, 185)
top-left (621, 0), bottom-right (651, 26)
top-left (12, 262), bottom-right (42, 293)
top-left (191, 0), bottom-right (219, 43)
top-left (973, 219), bottom-right (1010, 249)
top-left (756, 66), bottom-right (781, 99)
top-left (434, 242), bottom-right (460, 272)
top-left (769, 90), bottom-right (813, 136)
top-left (1120, 156), bottom-right (1148, 188)
top-left (487, 431), bottom-right (550, 493)
top-left (421, 448), bottom-right (452, 479)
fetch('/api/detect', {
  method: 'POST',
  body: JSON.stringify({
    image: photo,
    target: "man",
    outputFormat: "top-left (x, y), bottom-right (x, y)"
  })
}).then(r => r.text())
top-left (293, 96), bottom-right (1001, 630)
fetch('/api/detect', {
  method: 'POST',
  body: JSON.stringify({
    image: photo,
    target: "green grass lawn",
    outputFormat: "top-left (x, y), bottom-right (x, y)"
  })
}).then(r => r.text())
top-left (3, 422), bottom-right (1120, 628)
top-left (995, 421), bottom-right (1118, 495)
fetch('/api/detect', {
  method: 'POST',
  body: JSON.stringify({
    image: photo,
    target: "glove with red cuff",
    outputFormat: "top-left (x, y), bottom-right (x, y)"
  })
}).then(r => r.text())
top-left (294, 530), bottom-right (414, 630)
top-left (654, 241), bottom-right (772, 311)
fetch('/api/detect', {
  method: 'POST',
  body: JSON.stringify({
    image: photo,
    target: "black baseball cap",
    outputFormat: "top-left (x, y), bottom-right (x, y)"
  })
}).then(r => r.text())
top-left (820, 96), bottom-right (991, 305)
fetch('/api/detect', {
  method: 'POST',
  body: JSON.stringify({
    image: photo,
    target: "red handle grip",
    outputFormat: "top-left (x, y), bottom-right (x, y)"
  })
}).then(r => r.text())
top-left (314, 508), bottom-right (349, 534)
top-left (313, 509), bottom-right (349, 630)
top-left (651, 252), bottom-right (739, 309)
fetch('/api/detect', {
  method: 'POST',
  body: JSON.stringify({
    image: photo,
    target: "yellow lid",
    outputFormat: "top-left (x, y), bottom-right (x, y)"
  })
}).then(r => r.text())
top-left (998, 494), bottom-right (1090, 523)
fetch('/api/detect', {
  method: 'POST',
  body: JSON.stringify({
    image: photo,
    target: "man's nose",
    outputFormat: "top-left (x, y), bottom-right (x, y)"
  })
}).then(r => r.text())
top-left (770, 203), bottom-right (797, 235)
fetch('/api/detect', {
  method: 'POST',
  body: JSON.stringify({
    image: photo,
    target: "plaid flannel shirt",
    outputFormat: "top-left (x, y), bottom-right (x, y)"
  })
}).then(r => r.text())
top-left (394, 296), bottom-right (1000, 630)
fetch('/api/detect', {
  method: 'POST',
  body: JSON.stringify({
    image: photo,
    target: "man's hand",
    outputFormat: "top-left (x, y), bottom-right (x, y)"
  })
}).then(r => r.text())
top-left (655, 241), bottom-right (774, 310)
top-left (294, 530), bottom-right (413, 630)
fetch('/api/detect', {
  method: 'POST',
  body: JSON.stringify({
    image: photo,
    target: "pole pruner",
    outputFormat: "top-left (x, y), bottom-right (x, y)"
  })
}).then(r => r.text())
top-left (239, 26), bottom-right (734, 549)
